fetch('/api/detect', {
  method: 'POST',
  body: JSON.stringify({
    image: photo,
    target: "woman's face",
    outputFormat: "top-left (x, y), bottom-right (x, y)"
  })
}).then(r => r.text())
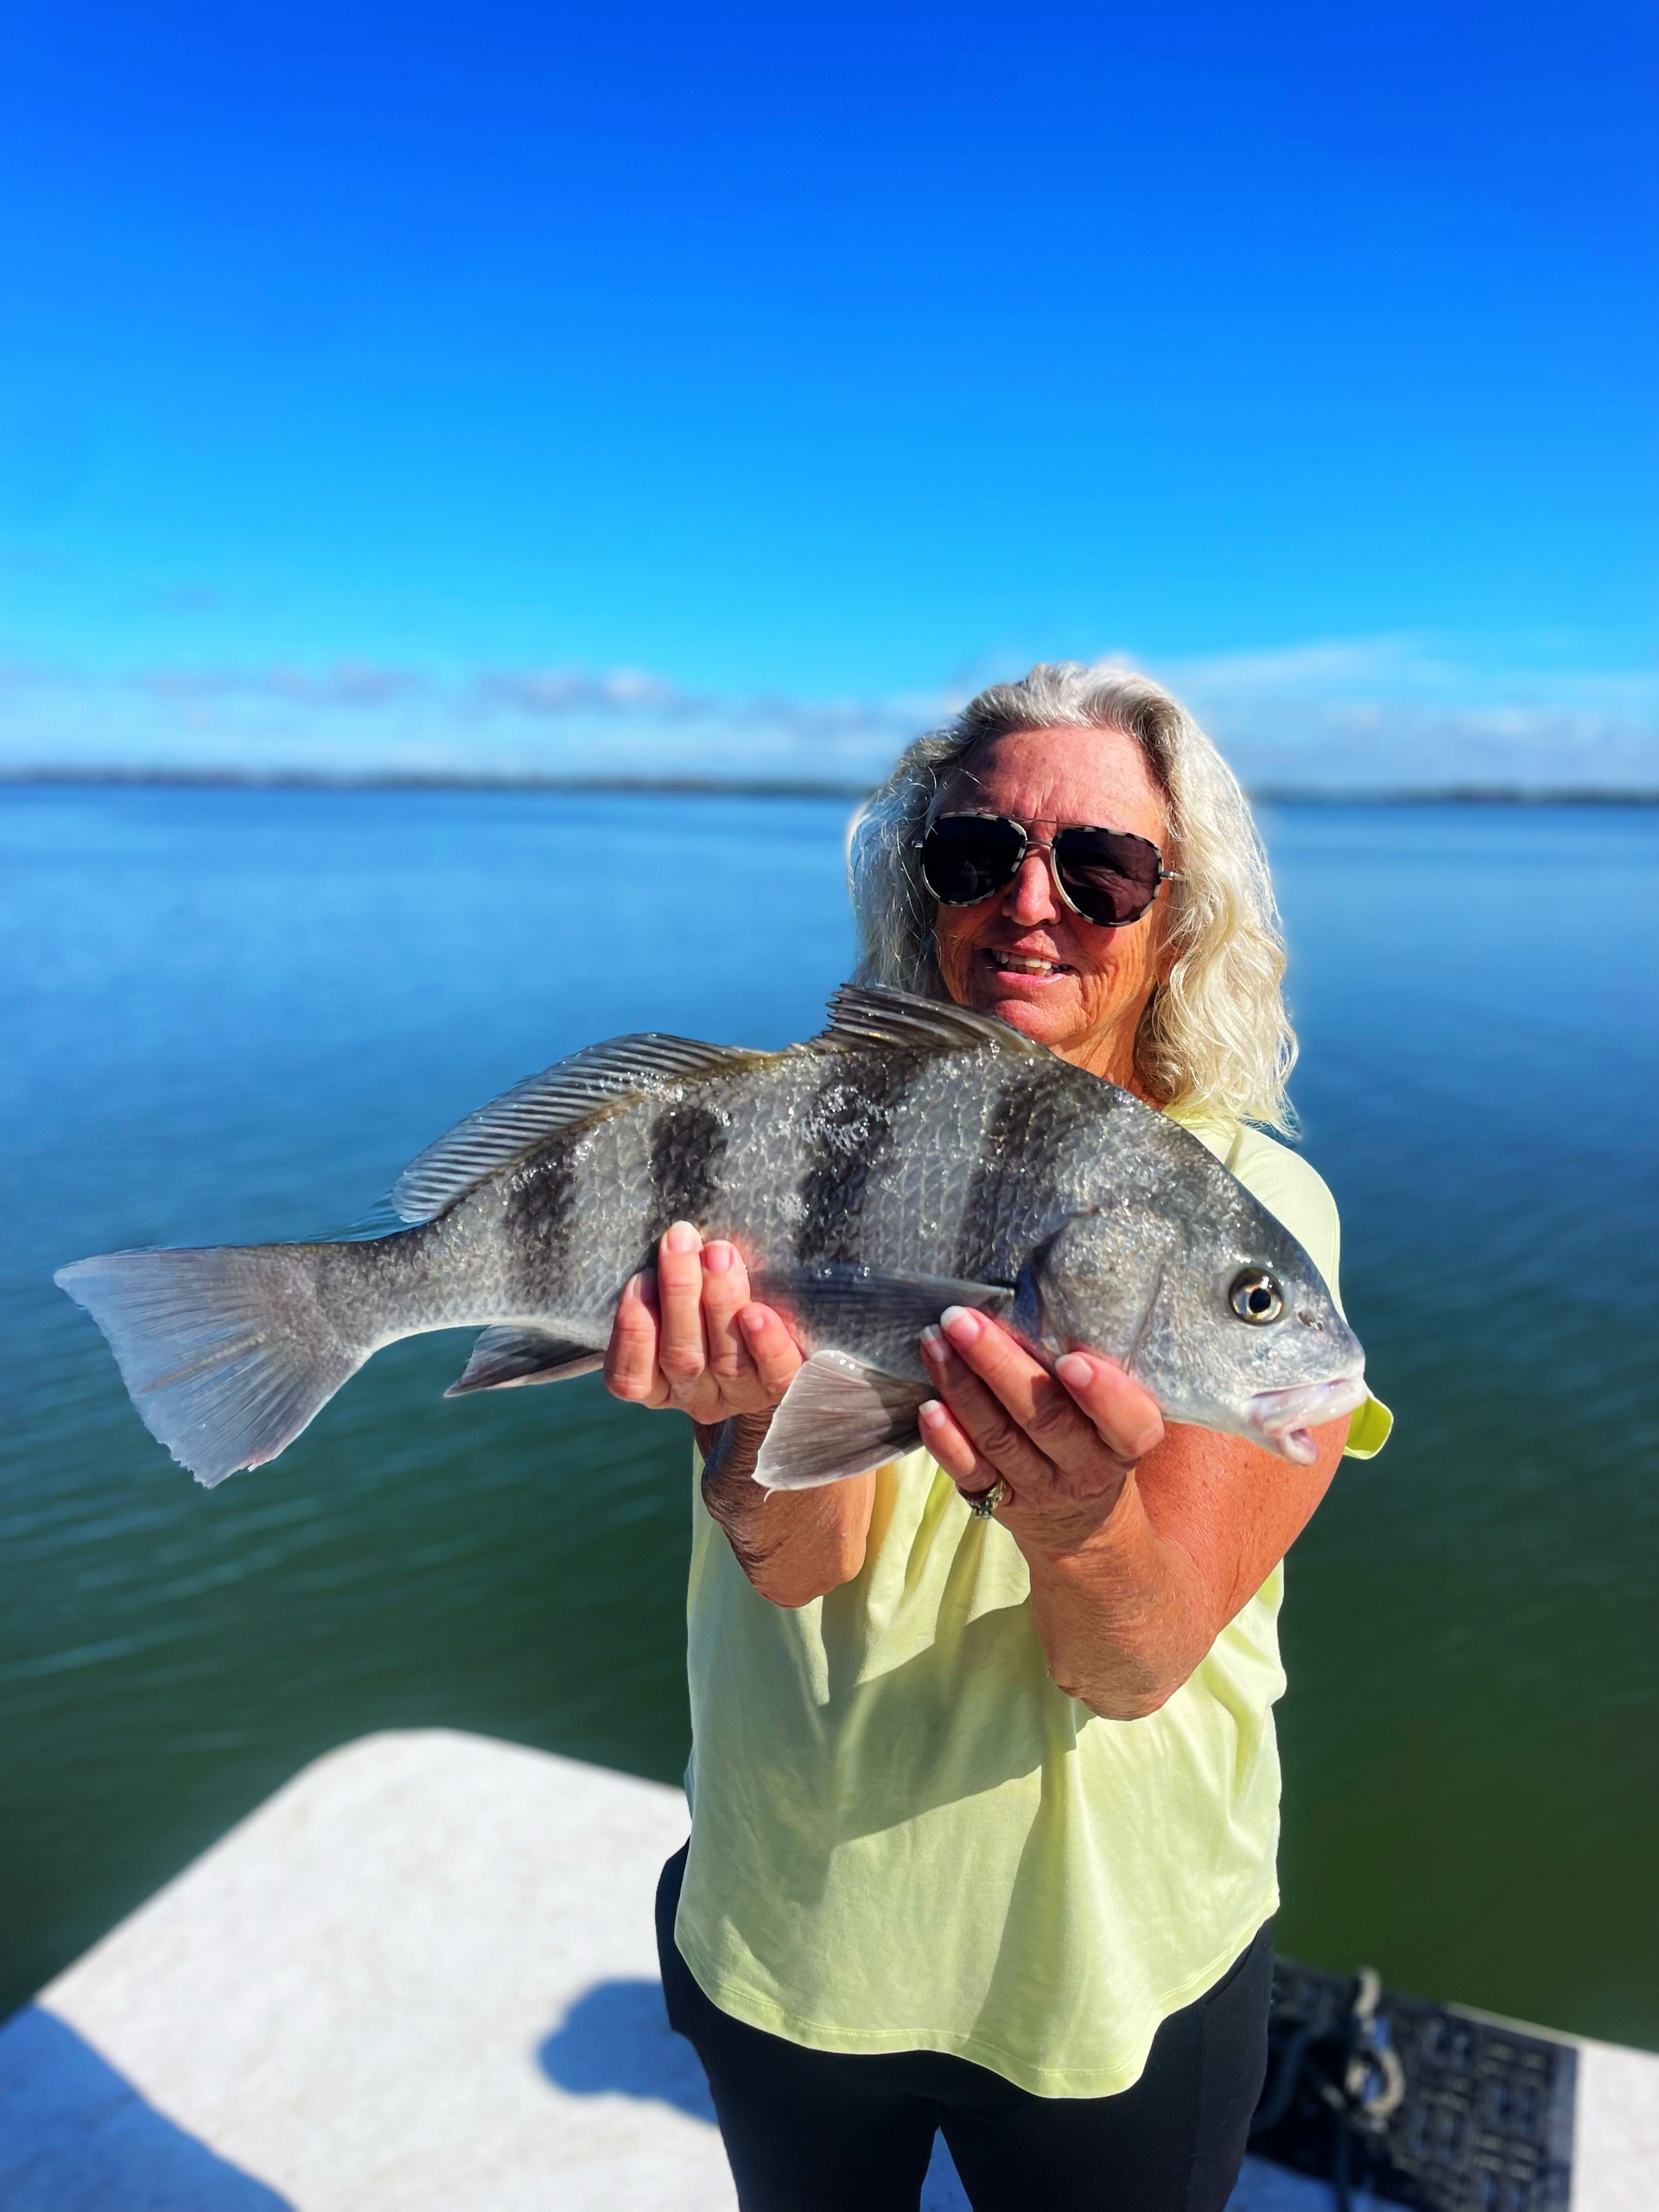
top-left (931, 725), bottom-right (1172, 1090)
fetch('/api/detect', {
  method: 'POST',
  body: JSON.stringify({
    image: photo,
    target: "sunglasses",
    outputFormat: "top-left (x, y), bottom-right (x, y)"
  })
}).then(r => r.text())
top-left (915, 812), bottom-right (1179, 930)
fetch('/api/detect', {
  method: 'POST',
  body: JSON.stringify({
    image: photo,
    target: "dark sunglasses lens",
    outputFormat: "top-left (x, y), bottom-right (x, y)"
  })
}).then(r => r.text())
top-left (920, 817), bottom-right (1025, 904)
top-left (1052, 828), bottom-right (1163, 925)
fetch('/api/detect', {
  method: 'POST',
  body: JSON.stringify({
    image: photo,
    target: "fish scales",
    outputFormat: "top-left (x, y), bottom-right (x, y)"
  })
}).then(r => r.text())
top-left (533, 1103), bottom-right (659, 1324)
top-left (501, 1133), bottom-right (581, 1312)
top-left (794, 1047), bottom-right (931, 1267)
top-left (887, 1052), bottom-right (995, 1263)
top-left (54, 985), bottom-right (1371, 1490)
top-left (719, 1055), bottom-right (836, 1255)
top-left (837, 1051), bottom-right (1120, 1289)
top-left (873, 1053), bottom-right (1007, 1268)
top-left (646, 1100), bottom-right (728, 1243)
top-left (826, 1049), bottom-right (1030, 1278)
top-left (524, 1052), bottom-right (818, 1332)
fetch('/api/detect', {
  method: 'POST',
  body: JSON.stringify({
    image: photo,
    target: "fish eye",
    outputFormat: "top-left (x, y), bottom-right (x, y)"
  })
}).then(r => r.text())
top-left (1230, 1269), bottom-right (1283, 1325)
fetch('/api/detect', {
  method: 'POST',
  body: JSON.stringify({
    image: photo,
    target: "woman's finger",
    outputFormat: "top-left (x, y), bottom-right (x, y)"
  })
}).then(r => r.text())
top-left (655, 1221), bottom-right (710, 1399)
top-left (701, 1242), bottom-right (758, 1389)
top-left (1052, 1351), bottom-right (1166, 1465)
top-left (735, 1303), bottom-right (804, 1406)
top-left (919, 1325), bottom-right (1058, 1492)
top-left (916, 1395), bottom-right (998, 1489)
top-left (932, 1306), bottom-right (1110, 1484)
top-left (604, 1269), bottom-right (670, 1407)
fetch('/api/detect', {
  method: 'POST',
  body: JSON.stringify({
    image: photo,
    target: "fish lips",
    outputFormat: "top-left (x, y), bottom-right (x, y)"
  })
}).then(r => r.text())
top-left (1244, 1371), bottom-right (1370, 1465)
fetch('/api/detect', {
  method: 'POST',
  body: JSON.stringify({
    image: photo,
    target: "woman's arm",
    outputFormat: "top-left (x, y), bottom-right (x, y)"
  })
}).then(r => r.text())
top-left (603, 1223), bottom-right (875, 1608)
top-left (918, 1306), bottom-right (1348, 1720)
top-left (695, 1409), bottom-right (875, 1609)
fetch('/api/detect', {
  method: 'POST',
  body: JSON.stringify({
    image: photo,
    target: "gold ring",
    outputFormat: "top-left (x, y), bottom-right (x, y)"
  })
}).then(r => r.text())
top-left (966, 1478), bottom-right (1007, 1519)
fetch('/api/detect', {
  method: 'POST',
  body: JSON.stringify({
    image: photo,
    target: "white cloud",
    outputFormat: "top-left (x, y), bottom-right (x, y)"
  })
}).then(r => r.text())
top-left (1158, 635), bottom-right (1659, 791)
top-left (0, 659), bottom-right (929, 785)
top-left (0, 637), bottom-right (1653, 791)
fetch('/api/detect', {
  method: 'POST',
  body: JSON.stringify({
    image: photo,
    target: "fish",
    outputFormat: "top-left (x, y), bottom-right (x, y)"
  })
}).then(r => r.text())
top-left (54, 984), bottom-right (1369, 1491)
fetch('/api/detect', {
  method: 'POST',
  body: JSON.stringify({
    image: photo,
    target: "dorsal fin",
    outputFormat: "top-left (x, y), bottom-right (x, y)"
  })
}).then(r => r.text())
top-left (391, 1033), bottom-right (769, 1225)
top-left (819, 983), bottom-right (1052, 1060)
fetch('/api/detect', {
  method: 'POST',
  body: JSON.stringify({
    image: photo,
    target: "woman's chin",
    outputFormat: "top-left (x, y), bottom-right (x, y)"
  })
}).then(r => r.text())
top-left (971, 978), bottom-right (1084, 1046)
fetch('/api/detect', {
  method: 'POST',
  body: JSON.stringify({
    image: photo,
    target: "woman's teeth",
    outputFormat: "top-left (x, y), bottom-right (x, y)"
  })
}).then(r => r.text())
top-left (987, 951), bottom-right (1071, 976)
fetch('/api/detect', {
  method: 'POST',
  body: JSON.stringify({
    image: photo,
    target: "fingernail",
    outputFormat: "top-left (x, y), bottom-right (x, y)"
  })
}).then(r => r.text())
top-left (918, 1399), bottom-right (944, 1425)
top-left (1055, 1352), bottom-right (1094, 1389)
top-left (704, 1241), bottom-right (733, 1274)
top-left (736, 1305), bottom-right (766, 1335)
top-left (666, 1221), bottom-right (700, 1254)
top-left (919, 1325), bottom-right (945, 1357)
top-left (940, 1305), bottom-right (982, 1344)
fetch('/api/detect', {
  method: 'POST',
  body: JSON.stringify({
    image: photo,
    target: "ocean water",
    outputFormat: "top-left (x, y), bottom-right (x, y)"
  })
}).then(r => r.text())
top-left (1, 786), bottom-right (1655, 2044)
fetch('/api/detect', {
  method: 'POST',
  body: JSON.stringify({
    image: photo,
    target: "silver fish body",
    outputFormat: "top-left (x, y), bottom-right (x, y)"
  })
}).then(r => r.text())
top-left (56, 986), bottom-right (1368, 1489)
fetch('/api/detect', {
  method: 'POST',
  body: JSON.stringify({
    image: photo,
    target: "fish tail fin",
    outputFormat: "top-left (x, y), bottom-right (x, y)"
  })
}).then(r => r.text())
top-left (54, 1243), bottom-right (378, 1488)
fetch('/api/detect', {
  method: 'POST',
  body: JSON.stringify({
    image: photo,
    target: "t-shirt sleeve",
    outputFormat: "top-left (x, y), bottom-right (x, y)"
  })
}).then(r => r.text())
top-left (1225, 1128), bottom-right (1394, 1460)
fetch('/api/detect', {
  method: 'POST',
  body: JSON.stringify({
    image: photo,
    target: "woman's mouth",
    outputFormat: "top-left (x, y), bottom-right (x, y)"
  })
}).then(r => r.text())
top-left (983, 950), bottom-right (1074, 982)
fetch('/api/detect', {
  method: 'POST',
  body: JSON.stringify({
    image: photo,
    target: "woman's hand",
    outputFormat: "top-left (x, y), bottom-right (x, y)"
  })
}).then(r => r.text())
top-left (918, 1306), bottom-right (1163, 1556)
top-left (603, 1222), bottom-right (871, 1609)
top-left (602, 1221), bottom-right (803, 1428)
top-left (918, 1302), bottom-right (1348, 1718)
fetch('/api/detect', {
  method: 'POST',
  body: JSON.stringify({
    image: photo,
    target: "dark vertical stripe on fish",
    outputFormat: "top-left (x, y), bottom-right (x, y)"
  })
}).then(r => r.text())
top-left (954, 1064), bottom-right (1071, 1283)
top-left (504, 1135), bottom-right (580, 1306)
top-left (647, 1101), bottom-right (727, 1236)
top-left (796, 1050), bottom-right (924, 1265)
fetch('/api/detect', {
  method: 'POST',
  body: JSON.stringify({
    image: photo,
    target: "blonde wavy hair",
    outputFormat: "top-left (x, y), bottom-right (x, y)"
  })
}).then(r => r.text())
top-left (848, 661), bottom-right (1297, 1131)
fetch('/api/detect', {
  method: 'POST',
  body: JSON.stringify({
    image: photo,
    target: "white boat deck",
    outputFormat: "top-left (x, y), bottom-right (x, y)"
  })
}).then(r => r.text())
top-left (0, 1731), bottom-right (1652, 2211)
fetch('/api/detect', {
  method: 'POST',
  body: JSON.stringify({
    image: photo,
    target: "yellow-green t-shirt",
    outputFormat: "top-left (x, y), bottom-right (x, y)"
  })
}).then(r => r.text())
top-left (675, 1118), bottom-right (1392, 2097)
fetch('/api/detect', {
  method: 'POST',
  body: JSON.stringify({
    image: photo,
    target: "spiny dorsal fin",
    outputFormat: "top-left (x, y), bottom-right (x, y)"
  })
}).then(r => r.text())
top-left (391, 1033), bottom-right (769, 1225)
top-left (819, 982), bottom-right (1052, 1060)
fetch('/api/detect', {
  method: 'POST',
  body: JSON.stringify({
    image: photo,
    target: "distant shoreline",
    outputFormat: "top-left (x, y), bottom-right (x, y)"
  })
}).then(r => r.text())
top-left (2, 766), bottom-right (1656, 805)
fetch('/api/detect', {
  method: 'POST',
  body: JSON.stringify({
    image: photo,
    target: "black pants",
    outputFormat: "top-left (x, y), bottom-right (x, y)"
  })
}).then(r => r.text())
top-left (656, 1845), bottom-right (1271, 2212)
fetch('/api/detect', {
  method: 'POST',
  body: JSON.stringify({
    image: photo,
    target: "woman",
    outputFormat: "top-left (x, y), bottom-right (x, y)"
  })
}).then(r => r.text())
top-left (604, 663), bottom-right (1390, 2211)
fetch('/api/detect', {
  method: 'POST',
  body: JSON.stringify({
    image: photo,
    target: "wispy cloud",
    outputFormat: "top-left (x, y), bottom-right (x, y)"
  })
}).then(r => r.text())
top-left (473, 666), bottom-right (708, 718)
top-left (0, 658), bottom-right (930, 782)
top-left (139, 662), bottom-right (424, 709)
top-left (1, 638), bottom-right (1653, 791)
top-left (1161, 635), bottom-right (1659, 791)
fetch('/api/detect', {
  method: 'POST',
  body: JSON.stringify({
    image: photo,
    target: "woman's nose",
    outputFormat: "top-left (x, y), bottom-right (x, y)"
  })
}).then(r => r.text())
top-left (1001, 850), bottom-right (1059, 925)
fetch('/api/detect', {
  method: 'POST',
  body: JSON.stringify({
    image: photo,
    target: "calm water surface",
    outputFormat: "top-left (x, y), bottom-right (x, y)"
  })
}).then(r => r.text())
top-left (2, 788), bottom-right (1655, 2042)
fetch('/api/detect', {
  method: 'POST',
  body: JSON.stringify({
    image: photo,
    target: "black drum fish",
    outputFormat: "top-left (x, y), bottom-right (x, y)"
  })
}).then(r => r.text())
top-left (56, 986), bottom-right (1369, 1490)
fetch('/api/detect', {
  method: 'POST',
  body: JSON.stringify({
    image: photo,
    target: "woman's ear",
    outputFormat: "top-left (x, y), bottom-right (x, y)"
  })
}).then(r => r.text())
top-left (1153, 831), bottom-right (1186, 978)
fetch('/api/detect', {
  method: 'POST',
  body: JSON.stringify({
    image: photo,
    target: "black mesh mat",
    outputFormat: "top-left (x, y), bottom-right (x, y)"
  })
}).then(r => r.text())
top-left (1249, 1960), bottom-right (1577, 2212)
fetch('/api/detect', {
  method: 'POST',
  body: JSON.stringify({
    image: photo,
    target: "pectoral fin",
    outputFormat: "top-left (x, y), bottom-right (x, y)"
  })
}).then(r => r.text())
top-left (753, 1262), bottom-right (1014, 1340)
top-left (753, 1351), bottom-right (931, 1491)
top-left (445, 1326), bottom-right (604, 1395)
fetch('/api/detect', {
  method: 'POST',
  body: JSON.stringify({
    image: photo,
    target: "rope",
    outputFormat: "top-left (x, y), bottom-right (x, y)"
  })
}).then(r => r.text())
top-left (1251, 1966), bottom-right (1406, 2212)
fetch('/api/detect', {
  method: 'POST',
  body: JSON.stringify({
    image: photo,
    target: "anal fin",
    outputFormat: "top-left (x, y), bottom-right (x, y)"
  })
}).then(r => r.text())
top-left (445, 1326), bottom-right (604, 1396)
top-left (753, 1351), bottom-right (929, 1491)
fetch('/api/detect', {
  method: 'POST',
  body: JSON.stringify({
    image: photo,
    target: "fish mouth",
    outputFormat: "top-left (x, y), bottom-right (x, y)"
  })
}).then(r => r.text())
top-left (1246, 1373), bottom-right (1370, 1465)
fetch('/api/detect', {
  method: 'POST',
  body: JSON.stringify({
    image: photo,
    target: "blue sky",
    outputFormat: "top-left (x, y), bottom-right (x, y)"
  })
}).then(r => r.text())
top-left (1, 1), bottom-right (1654, 786)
